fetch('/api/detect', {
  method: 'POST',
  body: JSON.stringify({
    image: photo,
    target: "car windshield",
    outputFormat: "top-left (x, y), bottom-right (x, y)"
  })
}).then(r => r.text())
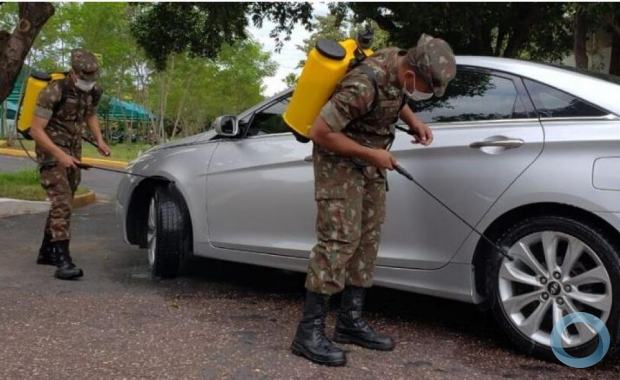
top-left (545, 63), bottom-right (620, 86)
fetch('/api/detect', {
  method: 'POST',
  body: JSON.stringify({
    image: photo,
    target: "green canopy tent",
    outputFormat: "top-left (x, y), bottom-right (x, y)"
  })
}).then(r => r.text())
top-left (98, 96), bottom-right (153, 121)
top-left (0, 66), bottom-right (154, 140)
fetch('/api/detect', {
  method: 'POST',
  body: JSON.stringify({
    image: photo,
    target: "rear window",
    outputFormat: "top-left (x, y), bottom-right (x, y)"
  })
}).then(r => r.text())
top-left (524, 79), bottom-right (608, 118)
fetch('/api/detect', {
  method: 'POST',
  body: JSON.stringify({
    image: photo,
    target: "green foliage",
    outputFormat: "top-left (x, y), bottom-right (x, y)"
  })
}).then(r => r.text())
top-left (1, 2), bottom-right (281, 142)
top-left (297, 15), bottom-right (390, 66)
top-left (0, 168), bottom-right (87, 201)
top-left (147, 41), bottom-right (277, 137)
top-left (286, 14), bottom-right (390, 85)
top-left (340, 2), bottom-right (573, 60)
top-left (282, 72), bottom-right (298, 88)
top-left (129, 2), bottom-right (313, 71)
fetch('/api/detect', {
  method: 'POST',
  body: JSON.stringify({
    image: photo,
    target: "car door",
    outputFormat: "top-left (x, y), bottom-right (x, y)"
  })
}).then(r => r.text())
top-left (378, 68), bottom-right (545, 269)
top-left (205, 94), bottom-right (316, 257)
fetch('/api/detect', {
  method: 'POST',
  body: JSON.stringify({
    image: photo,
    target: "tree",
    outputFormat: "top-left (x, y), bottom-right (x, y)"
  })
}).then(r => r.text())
top-left (0, 2), bottom-right (55, 102)
top-left (147, 41), bottom-right (276, 139)
top-left (335, 2), bottom-right (572, 61)
top-left (573, 3), bottom-right (589, 69)
top-left (283, 72), bottom-right (298, 88)
top-left (129, 2), bottom-right (313, 71)
top-left (283, 14), bottom-right (390, 86)
top-left (296, 15), bottom-right (389, 68)
top-left (570, 3), bottom-right (620, 75)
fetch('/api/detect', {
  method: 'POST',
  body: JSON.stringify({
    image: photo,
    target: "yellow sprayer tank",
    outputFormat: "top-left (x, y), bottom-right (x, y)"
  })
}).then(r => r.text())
top-left (17, 71), bottom-right (66, 138)
top-left (283, 39), bottom-right (372, 142)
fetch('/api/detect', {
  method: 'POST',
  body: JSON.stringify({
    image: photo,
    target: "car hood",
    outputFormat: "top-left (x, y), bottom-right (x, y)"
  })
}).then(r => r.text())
top-left (144, 130), bottom-right (218, 153)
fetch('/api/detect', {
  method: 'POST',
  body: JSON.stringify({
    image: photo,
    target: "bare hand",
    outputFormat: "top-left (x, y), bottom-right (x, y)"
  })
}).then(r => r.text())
top-left (367, 149), bottom-right (398, 170)
top-left (97, 140), bottom-right (111, 157)
top-left (411, 121), bottom-right (434, 146)
top-left (57, 153), bottom-right (81, 169)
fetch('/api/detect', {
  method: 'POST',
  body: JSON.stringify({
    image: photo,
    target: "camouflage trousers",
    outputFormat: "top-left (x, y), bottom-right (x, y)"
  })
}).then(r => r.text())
top-left (40, 164), bottom-right (81, 242)
top-left (305, 150), bottom-right (386, 295)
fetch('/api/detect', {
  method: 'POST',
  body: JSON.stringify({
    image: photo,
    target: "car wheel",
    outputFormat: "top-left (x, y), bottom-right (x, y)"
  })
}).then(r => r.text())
top-left (146, 186), bottom-right (189, 278)
top-left (486, 216), bottom-right (620, 361)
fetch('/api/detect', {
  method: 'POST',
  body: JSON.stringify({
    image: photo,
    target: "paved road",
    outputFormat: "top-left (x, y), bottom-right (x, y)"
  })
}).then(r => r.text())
top-left (0, 201), bottom-right (619, 379)
top-left (0, 155), bottom-right (121, 199)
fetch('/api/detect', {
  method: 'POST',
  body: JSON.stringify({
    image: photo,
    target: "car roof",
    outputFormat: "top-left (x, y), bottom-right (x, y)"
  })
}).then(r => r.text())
top-left (457, 56), bottom-right (620, 115)
top-left (247, 56), bottom-right (619, 118)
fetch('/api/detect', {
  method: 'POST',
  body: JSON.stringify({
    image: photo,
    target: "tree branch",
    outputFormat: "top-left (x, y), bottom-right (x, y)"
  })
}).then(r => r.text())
top-left (0, 2), bottom-right (55, 102)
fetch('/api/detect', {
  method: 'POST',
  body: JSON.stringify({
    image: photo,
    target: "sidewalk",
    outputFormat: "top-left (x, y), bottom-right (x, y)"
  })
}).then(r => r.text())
top-left (0, 146), bottom-right (128, 169)
top-left (0, 198), bottom-right (50, 217)
top-left (0, 190), bottom-right (97, 218)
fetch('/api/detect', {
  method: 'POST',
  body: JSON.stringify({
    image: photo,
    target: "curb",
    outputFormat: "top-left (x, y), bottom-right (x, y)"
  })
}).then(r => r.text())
top-left (0, 190), bottom-right (96, 218)
top-left (73, 190), bottom-right (96, 208)
top-left (0, 147), bottom-right (128, 169)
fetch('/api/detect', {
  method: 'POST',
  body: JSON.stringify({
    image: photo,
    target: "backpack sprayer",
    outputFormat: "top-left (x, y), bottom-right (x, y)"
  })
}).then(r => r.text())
top-left (15, 71), bottom-right (168, 181)
top-left (284, 30), bottom-right (513, 262)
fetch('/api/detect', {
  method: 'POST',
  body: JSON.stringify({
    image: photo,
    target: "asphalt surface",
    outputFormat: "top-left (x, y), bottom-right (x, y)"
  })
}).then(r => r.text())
top-left (1, 209), bottom-right (620, 379)
top-left (1, 157), bottom-right (619, 379)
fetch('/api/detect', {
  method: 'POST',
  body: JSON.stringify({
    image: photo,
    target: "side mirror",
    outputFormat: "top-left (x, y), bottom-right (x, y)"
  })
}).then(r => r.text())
top-left (212, 115), bottom-right (239, 137)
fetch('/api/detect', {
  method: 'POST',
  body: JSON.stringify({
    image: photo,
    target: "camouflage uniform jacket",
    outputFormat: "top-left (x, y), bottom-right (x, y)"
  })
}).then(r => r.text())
top-left (319, 47), bottom-right (406, 154)
top-left (34, 78), bottom-right (102, 164)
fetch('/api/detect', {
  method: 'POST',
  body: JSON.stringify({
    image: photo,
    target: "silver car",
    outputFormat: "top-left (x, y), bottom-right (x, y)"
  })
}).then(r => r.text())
top-left (117, 56), bottom-right (620, 361)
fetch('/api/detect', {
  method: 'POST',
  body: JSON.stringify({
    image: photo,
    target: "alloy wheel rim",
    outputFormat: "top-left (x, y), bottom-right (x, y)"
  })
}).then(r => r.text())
top-left (498, 231), bottom-right (612, 348)
top-left (147, 198), bottom-right (156, 267)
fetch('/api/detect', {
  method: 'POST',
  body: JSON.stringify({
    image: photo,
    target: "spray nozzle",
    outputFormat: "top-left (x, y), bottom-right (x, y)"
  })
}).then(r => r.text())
top-left (356, 26), bottom-right (374, 49)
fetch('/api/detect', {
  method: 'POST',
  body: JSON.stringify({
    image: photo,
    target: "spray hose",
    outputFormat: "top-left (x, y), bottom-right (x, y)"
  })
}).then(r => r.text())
top-left (18, 135), bottom-right (169, 182)
top-left (392, 125), bottom-right (513, 261)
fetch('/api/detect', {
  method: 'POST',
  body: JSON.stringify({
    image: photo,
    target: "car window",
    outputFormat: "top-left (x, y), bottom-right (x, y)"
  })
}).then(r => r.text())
top-left (523, 79), bottom-right (607, 118)
top-left (246, 96), bottom-right (291, 135)
top-left (408, 71), bottom-right (525, 123)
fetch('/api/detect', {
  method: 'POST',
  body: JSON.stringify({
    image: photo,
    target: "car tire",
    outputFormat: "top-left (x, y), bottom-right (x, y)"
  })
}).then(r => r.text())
top-left (146, 185), bottom-right (190, 278)
top-left (486, 215), bottom-right (620, 362)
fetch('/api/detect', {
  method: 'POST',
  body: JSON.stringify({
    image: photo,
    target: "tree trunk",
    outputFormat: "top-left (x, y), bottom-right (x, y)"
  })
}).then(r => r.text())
top-left (495, 26), bottom-right (507, 56)
top-left (610, 31), bottom-right (620, 76)
top-left (574, 6), bottom-right (589, 69)
top-left (0, 3), bottom-right (55, 103)
top-left (503, 4), bottom-right (542, 57)
top-left (170, 68), bottom-right (195, 140)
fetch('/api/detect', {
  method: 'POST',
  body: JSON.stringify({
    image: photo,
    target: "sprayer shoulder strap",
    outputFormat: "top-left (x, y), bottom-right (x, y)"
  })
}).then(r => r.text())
top-left (52, 78), bottom-right (68, 114)
top-left (355, 64), bottom-right (380, 117)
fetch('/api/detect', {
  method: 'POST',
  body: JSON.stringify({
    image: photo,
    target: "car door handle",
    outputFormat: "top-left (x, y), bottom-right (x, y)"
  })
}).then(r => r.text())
top-left (304, 155), bottom-right (313, 162)
top-left (469, 139), bottom-right (524, 149)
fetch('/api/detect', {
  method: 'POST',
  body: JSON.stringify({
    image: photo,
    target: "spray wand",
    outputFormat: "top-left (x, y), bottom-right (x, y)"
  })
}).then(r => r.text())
top-left (391, 125), bottom-right (513, 261)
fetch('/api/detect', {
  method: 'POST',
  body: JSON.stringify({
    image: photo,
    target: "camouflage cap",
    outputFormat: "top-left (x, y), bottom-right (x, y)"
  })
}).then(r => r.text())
top-left (70, 48), bottom-right (99, 81)
top-left (406, 34), bottom-right (456, 97)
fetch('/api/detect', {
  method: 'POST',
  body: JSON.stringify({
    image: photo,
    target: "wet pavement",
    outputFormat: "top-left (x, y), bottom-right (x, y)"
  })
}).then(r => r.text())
top-left (0, 202), bottom-right (618, 379)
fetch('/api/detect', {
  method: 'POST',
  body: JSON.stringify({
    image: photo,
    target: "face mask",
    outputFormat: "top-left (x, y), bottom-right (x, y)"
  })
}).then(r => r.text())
top-left (75, 77), bottom-right (96, 92)
top-left (403, 72), bottom-right (433, 101)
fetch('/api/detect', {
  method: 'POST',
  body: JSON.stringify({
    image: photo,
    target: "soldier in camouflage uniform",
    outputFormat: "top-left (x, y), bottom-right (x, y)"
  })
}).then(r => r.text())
top-left (291, 34), bottom-right (456, 366)
top-left (29, 48), bottom-right (110, 280)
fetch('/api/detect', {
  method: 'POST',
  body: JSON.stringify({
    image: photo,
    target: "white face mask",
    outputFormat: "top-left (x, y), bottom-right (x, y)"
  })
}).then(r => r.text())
top-left (75, 77), bottom-right (96, 92)
top-left (403, 72), bottom-right (433, 101)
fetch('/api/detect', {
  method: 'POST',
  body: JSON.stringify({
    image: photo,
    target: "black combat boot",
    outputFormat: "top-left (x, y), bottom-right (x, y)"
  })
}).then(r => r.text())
top-left (291, 291), bottom-right (346, 366)
top-left (36, 232), bottom-right (57, 266)
top-left (333, 286), bottom-right (395, 351)
top-left (53, 240), bottom-right (84, 280)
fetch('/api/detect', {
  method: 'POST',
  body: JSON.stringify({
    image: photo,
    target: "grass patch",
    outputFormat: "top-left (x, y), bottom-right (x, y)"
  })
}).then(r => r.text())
top-left (0, 169), bottom-right (88, 201)
top-left (2, 139), bottom-right (152, 162)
